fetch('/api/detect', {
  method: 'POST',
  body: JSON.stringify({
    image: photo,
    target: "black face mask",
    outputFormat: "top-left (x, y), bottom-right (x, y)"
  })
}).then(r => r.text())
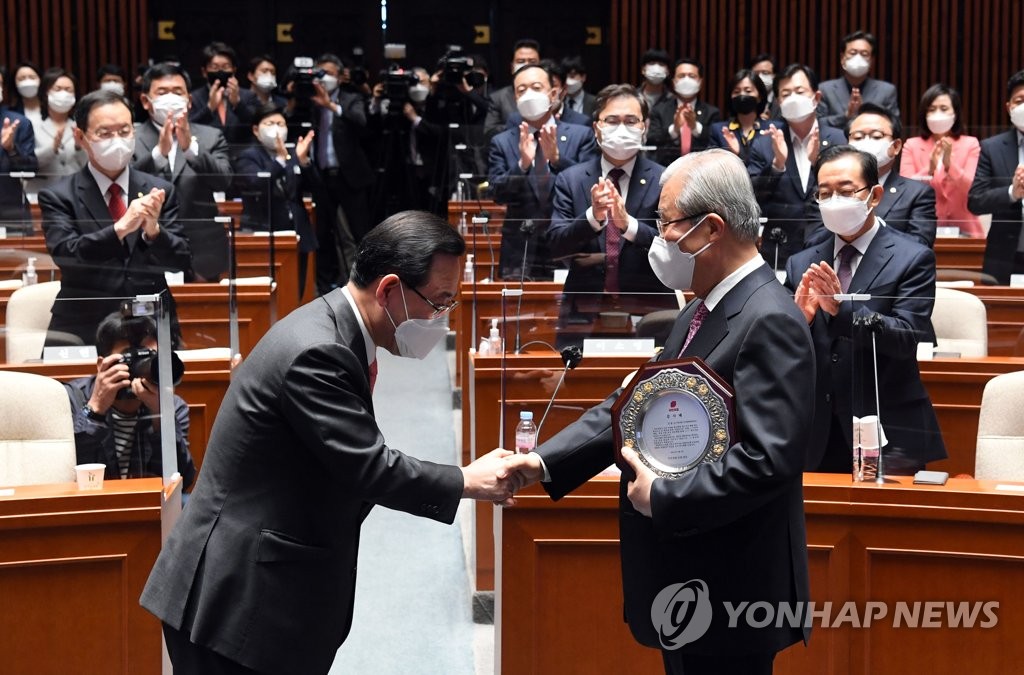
top-left (731, 94), bottom-right (760, 115)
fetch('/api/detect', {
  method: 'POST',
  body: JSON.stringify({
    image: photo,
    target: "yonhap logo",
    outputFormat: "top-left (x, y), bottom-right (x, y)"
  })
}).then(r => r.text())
top-left (651, 579), bottom-right (713, 650)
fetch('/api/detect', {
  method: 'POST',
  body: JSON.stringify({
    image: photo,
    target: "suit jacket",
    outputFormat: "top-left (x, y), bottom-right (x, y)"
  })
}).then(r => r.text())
top-left (647, 97), bottom-right (722, 166)
top-left (901, 135), bottom-right (983, 237)
top-left (818, 76), bottom-right (901, 129)
top-left (310, 91), bottom-right (374, 190)
top-left (785, 224), bottom-right (946, 470)
top-left (0, 106), bottom-right (38, 225)
top-left (547, 156), bottom-right (667, 295)
top-left (487, 121), bottom-right (598, 279)
top-left (132, 122), bottom-right (233, 280)
top-left (39, 166), bottom-right (191, 345)
top-left (484, 84), bottom-right (517, 140)
top-left (751, 120), bottom-right (847, 269)
top-left (536, 263), bottom-right (814, 655)
top-left (235, 144), bottom-right (321, 252)
top-left (188, 85), bottom-right (258, 149)
top-left (968, 129), bottom-right (1024, 283)
top-left (140, 289), bottom-right (464, 675)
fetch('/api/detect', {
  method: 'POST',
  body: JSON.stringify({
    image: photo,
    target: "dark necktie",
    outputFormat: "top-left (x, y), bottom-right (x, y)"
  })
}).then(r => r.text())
top-left (604, 167), bottom-right (626, 293)
top-left (107, 183), bottom-right (126, 222)
top-left (369, 359), bottom-right (378, 393)
top-left (533, 131), bottom-right (549, 176)
top-left (680, 301), bottom-right (709, 355)
top-left (837, 244), bottom-right (858, 293)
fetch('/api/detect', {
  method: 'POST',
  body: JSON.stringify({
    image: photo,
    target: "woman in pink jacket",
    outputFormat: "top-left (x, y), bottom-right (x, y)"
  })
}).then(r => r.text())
top-left (901, 84), bottom-right (984, 237)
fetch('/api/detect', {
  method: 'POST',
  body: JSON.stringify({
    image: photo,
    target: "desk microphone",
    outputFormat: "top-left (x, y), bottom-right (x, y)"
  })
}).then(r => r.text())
top-left (536, 346), bottom-right (584, 443)
top-left (514, 220), bottom-right (535, 353)
top-left (766, 226), bottom-right (787, 275)
top-left (853, 311), bottom-right (886, 484)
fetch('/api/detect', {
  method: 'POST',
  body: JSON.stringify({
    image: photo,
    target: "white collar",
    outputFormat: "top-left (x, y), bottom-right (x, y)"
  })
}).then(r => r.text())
top-left (833, 218), bottom-right (882, 260)
top-left (87, 162), bottom-right (130, 200)
top-left (341, 286), bottom-right (376, 366)
top-left (788, 118), bottom-right (819, 144)
top-left (703, 253), bottom-right (766, 311)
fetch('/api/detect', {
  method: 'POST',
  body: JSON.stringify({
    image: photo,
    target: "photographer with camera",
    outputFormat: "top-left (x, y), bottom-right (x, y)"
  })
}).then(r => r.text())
top-left (64, 311), bottom-right (195, 489)
top-left (188, 41), bottom-right (256, 155)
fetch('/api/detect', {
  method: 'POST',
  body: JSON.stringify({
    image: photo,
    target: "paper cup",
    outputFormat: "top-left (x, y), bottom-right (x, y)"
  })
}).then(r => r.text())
top-left (75, 463), bottom-right (106, 491)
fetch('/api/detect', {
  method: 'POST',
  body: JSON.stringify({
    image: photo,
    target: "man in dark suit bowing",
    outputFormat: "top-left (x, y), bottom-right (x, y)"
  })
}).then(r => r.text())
top-left (40, 88), bottom-right (191, 347)
top-left (547, 83), bottom-right (674, 332)
top-left (133, 62), bottom-right (233, 281)
top-left (488, 63), bottom-right (597, 281)
top-left (786, 145), bottom-right (945, 475)
top-left (142, 211), bottom-right (518, 675)
top-left (968, 69), bottom-right (1024, 284)
top-left (504, 149), bottom-right (816, 674)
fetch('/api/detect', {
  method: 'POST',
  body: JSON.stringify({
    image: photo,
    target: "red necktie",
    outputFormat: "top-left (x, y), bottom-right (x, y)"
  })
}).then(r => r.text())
top-left (218, 100), bottom-right (227, 125)
top-left (368, 359), bottom-right (378, 393)
top-left (604, 167), bottom-right (625, 293)
top-left (107, 183), bottom-right (126, 222)
top-left (679, 105), bottom-right (693, 156)
top-left (680, 301), bottom-right (709, 355)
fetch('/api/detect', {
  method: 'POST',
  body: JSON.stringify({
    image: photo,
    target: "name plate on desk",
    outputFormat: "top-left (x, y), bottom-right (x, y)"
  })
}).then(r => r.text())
top-left (582, 338), bottom-right (655, 356)
top-left (611, 357), bottom-right (737, 478)
top-left (42, 346), bottom-right (98, 363)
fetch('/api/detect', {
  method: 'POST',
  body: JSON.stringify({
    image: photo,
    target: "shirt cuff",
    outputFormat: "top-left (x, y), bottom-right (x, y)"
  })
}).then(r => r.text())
top-left (586, 206), bottom-right (603, 231)
top-left (668, 124), bottom-right (679, 140)
top-left (623, 215), bottom-right (639, 241)
top-left (185, 137), bottom-right (199, 157)
top-left (1011, 185), bottom-right (1018, 202)
top-left (535, 452), bottom-right (552, 483)
top-left (151, 145), bottom-right (170, 168)
top-left (275, 156), bottom-right (287, 167)
top-left (333, 103), bottom-right (344, 117)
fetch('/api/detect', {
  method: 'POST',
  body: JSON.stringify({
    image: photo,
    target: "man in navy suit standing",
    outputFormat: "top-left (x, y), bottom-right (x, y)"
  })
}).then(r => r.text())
top-left (488, 63), bottom-right (597, 281)
top-left (548, 83), bottom-right (673, 329)
top-left (968, 69), bottom-right (1024, 284)
top-left (786, 145), bottom-right (945, 475)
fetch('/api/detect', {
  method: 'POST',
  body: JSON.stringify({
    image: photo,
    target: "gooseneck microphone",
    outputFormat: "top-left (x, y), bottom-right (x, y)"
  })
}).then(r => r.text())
top-left (514, 220), bottom-right (535, 353)
top-left (853, 311), bottom-right (886, 484)
top-left (767, 226), bottom-right (788, 275)
top-left (536, 346), bottom-right (584, 443)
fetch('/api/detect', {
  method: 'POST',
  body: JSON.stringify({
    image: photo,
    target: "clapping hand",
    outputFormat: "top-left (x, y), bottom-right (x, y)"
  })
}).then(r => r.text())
top-left (768, 123), bottom-right (788, 170)
top-left (518, 122), bottom-right (537, 171)
top-left (846, 87), bottom-right (862, 118)
top-left (1, 117), bottom-right (21, 152)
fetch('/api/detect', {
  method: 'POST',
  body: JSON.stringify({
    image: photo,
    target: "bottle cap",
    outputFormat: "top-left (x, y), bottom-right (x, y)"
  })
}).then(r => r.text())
top-left (519, 411), bottom-right (533, 420)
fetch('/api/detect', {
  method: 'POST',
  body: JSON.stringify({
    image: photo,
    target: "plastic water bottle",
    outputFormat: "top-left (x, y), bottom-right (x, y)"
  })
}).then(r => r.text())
top-left (22, 257), bottom-right (37, 286)
top-left (463, 254), bottom-right (475, 284)
top-left (515, 411), bottom-right (537, 454)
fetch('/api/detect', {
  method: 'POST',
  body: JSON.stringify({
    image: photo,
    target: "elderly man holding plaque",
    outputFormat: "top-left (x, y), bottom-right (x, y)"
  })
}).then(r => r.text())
top-left (503, 148), bottom-right (816, 674)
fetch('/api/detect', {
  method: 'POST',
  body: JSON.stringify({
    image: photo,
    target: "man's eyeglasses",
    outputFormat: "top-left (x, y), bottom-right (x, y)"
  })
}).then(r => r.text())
top-left (89, 125), bottom-right (135, 141)
top-left (402, 280), bottom-right (459, 318)
top-left (655, 212), bottom-right (709, 237)
top-left (597, 115), bottom-right (645, 129)
top-left (815, 186), bottom-right (870, 203)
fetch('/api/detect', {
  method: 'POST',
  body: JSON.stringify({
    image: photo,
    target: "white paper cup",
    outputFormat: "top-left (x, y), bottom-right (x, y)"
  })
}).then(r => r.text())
top-left (917, 342), bottom-right (934, 361)
top-left (75, 463), bottom-right (106, 491)
top-left (1011, 274), bottom-right (1024, 288)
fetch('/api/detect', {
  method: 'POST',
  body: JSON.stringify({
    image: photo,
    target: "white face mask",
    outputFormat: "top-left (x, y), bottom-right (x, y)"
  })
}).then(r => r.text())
top-left (409, 84), bottom-right (429, 103)
top-left (149, 93), bottom-right (189, 126)
top-left (1009, 102), bottom-right (1024, 132)
top-left (100, 81), bottom-right (125, 96)
top-left (780, 93), bottom-right (816, 122)
top-left (850, 138), bottom-right (894, 170)
top-left (16, 78), bottom-right (40, 99)
top-left (598, 123), bottom-right (645, 161)
top-left (758, 73), bottom-right (774, 91)
top-left (255, 74), bottom-right (277, 92)
top-left (819, 194), bottom-right (873, 237)
top-left (319, 74), bottom-right (339, 93)
top-left (90, 135), bottom-right (136, 174)
top-left (516, 89), bottom-right (551, 122)
top-left (258, 125), bottom-right (287, 150)
top-left (47, 91), bottom-right (76, 114)
top-left (565, 77), bottom-right (583, 95)
top-left (385, 285), bottom-right (449, 360)
top-left (926, 112), bottom-right (956, 136)
top-left (643, 65), bottom-right (668, 85)
top-left (648, 217), bottom-right (713, 291)
top-left (843, 54), bottom-right (870, 78)
top-left (674, 77), bottom-right (701, 98)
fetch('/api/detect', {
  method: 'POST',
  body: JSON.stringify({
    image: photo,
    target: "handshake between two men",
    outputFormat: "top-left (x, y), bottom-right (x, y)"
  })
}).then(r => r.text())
top-left (459, 446), bottom-right (658, 517)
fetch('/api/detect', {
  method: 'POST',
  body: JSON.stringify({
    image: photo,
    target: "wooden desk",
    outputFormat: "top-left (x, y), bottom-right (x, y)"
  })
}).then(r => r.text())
top-left (0, 477), bottom-right (170, 675)
top-left (498, 474), bottom-right (1024, 675)
top-left (0, 358), bottom-right (232, 472)
top-left (934, 237), bottom-right (985, 272)
top-left (447, 200), bottom-right (506, 232)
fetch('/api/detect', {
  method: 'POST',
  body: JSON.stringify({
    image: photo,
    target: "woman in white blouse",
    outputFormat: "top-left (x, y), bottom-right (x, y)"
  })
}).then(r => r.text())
top-left (25, 68), bottom-right (86, 196)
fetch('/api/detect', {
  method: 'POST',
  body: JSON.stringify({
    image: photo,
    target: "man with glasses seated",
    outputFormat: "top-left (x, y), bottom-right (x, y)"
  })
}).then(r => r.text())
top-left (38, 88), bottom-right (192, 347)
top-left (547, 84), bottom-right (674, 342)
top-left (784, 144), bottom-right (945, 475)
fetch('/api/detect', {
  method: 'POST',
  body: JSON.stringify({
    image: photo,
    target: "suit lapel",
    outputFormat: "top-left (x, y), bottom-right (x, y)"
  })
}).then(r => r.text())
top-left (624, 160), bottom-right (652, 215)
top-left (849, 227), bottom-right (895, 293)
top-left (999, 130), bottom-right (1020, 175)
top-left (78, 167), bottom-right (114, 228)
top-left (876, 172), bottom-right (904, 220)
top-left (684, 265), bottom-right (774, 359)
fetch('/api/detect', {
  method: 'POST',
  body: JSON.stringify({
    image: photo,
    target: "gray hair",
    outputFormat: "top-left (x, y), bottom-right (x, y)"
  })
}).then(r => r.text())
top-left (659, 149), bottom-right (761, 243)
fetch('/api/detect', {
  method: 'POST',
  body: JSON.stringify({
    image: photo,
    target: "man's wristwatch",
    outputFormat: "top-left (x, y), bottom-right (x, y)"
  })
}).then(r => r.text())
top-left (81, 404), bottom-right (106, 423)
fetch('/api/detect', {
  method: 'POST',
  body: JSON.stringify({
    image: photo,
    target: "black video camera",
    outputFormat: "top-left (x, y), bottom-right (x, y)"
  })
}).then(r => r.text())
top-left (290, 57), bottom-right (326, 104)
top-left (116, 348), bottom-right (185, 399)
top-left (381, 66), bottom-right (420, 107)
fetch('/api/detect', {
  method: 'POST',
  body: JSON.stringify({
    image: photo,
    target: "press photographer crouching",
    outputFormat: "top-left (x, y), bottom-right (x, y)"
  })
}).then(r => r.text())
top-left (63, 311), bottom-right (196, 490)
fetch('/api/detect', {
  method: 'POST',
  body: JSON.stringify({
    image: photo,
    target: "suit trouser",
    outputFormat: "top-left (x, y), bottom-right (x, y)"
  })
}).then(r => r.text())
top-left (315, 169), bottom-right (370, 293)
top-left (661, 649), bottom-right (774, 674)
top-left (162, 622), bottom-right (261, 675)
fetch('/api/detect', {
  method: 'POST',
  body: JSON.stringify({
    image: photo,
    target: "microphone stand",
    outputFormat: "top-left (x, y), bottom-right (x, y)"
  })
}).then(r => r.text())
top-left (514, 220), bottom-right (534, 353)
top-left (853, 310), bottom-right (886, 483)
top-left (536, 346), bottom-right (583, 443)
